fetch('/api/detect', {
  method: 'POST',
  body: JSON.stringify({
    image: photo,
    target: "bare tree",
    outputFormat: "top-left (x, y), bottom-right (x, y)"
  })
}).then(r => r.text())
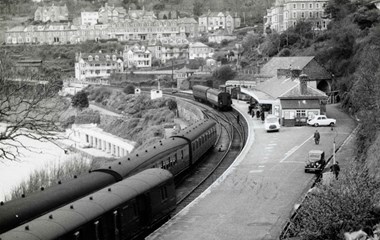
top-left (0, 51), bottom-right (67, 160)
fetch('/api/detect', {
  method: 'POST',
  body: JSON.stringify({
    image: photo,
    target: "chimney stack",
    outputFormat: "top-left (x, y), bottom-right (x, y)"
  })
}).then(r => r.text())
top-left (299, 74), bottom-right (308, 95)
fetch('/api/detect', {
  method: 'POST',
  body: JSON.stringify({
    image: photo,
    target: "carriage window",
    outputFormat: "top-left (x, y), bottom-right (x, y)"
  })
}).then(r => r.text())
top-left (160, 186), bottom-right (168, 200)
top-left (174, 153), bottom-right (177, 163)
top-left (168, 157), bottom-right (171, 166)
top-left (161, 161), bottom-right (164, 169)
top-left (181, 150), bottom-right (184, 159)
top-left (132, 203), bottom-right (138, 217)
top-left (94, 221), bottom-right (100, 240)
top-left (73, 231), bottom-right (81, 240)
top-left (113, 211), bottom-right (120, 240)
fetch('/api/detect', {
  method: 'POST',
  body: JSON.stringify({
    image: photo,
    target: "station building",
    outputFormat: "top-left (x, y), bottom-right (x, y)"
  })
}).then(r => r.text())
top-left (236, 69), bottom-right (328, 126)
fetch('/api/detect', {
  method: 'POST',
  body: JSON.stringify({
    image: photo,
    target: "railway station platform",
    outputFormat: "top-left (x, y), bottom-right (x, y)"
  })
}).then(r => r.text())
top-left (147, 100), bottom-right (357, 240)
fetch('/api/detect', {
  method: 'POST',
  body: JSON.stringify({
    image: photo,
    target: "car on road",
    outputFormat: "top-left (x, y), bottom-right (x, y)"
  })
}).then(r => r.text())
top-left (264, 114), bottom-right (281, 132)
top-left (305, 150), bottom-right (326, 173)
top-left (307, 115), bottom-right (336, 127)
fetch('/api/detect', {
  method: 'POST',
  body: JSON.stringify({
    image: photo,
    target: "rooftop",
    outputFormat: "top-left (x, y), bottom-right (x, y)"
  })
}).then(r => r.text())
top-left (260, 56), bottom-right (315, 77)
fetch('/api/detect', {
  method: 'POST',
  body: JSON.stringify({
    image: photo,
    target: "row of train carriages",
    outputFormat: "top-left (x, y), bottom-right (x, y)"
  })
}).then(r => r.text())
top-left (192, 85), bottom-right (232, 111)
top-left (0, 119), bottom-right (218, 240)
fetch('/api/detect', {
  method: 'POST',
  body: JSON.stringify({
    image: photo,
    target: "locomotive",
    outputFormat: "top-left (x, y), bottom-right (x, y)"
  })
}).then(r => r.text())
top-left (0, 168), bottom-right (176, 240)
top-left (192, 85), bottom-right (232, 111)
top-left (0, 119), bottom-right (217, 234)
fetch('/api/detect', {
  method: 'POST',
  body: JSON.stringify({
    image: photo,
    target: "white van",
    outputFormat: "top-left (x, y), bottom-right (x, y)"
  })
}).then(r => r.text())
top-left (264, 114), bottom-right (281, 132)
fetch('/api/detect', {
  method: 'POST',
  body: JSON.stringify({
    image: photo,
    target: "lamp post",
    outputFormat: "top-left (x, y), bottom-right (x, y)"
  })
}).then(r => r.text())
top-left (332, 125), bottom-right (338, 164)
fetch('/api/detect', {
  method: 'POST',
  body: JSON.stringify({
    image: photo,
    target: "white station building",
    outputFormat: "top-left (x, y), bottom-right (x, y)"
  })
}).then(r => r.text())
top-left (67, 124), bottom-right (136, 158)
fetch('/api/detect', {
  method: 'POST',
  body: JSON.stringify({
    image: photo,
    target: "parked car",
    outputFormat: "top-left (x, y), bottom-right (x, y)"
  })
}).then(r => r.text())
top-left (307, 115), bottom-right (336, 127)
top-left (305, 150), bottom-right (326, 173)
top-left (264, 114), bottom-right (280, 132)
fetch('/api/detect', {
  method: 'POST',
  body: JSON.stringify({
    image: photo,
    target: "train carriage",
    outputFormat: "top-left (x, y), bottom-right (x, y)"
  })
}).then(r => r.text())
top-left (173, 119), bottom-right (217, 166)
top-left (192, 85), bottom-right (209, 103)
top-left (0, 169), bottom-right (176, 240)
top-left (192, 85), bottom-right (232, 111)
top-left (206, 88), bottom-right (232, 111)
top-left (0, 119), bottom-right (218, 235)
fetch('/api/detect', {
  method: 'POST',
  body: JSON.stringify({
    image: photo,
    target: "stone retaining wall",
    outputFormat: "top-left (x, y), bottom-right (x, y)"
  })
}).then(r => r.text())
top-left (177, 99), bottom-right (204, 123)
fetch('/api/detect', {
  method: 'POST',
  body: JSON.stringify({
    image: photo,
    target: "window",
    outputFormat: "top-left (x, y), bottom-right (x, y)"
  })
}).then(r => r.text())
top-left (296, 110), bottom-right (306, 117)
top-left (309, 3), bottom-right (313, 9)
top-left (301, 12), bottom-right (305, 18)
top-left (160, 186), bottom-right (168, 200)
top-left (293, 3), bottom-right (296, 9)
top-left (301, 3), bottom-right (305, 9)
top-left (293, 12), bottom-right (296, 18)
top-left (284, 110), bottom-right (295, 119)
top-left (132, 202), bottom-right (138, 217)
top-left (309, 12), bottom-right (313, 18)
top-left (316, 3), bottom-right (319, 8)
top-left (73, 231), bottom-right (81, 240)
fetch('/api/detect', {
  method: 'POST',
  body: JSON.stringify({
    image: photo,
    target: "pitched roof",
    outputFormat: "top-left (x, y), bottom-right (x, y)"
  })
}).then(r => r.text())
top-left (279, 83), bottom-right (327, 99)
top-left (260, 56), bottom-right (315, 77)
top-left (189, 42), bottom-right (208, 48)
top-left (255, 76), bottom-right (299, 99)
top-left (176, 66), bottom-right (197, 73)
top-left (80, 52), bottom-right (123, 62)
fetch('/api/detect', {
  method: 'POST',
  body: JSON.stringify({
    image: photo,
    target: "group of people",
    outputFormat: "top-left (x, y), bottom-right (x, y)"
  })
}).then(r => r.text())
top-left (248, 104), bottom-right (265, 122)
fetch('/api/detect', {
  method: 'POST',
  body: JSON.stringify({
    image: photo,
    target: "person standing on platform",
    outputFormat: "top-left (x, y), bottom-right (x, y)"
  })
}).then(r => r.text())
top-left (314, 130), bottom-right (320, 145)
top-left (330, 162), bottom-right (340, 180)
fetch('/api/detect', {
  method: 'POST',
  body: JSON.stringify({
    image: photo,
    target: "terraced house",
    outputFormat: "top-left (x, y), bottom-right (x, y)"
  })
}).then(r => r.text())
top-left (264, 0), bottom-right (331, 33)
top-left (5, 17), bottom-right (198, 45)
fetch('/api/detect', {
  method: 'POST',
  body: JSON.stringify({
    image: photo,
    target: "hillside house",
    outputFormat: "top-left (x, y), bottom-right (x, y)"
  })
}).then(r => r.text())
top-left (34, 4), bottom-right (69, 23)
top-left (264, 0), bottom-right (331, 33)
top-left (189, 42), bottom-right (214, 60)
top-left (75, 52), bottom-right (123, 83)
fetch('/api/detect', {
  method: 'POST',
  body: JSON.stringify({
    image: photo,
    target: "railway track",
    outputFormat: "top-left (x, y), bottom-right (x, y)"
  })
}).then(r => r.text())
top-left (169, 93), bottom-right (247, 214)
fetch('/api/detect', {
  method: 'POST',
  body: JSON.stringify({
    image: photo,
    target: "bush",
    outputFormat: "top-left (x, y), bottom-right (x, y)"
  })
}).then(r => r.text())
top-left (71, 91), bottom-right (89, 110)
top-left (213, 65), bottom-right (236, 82)
top-left (123, 84), bottom-right (135, 94)
top-left (221, 39), bottom-right (230, 46)
top-left (278, 48), bottom-right (291, 56)
top-left (286, 161), bottom-right (380, 239)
